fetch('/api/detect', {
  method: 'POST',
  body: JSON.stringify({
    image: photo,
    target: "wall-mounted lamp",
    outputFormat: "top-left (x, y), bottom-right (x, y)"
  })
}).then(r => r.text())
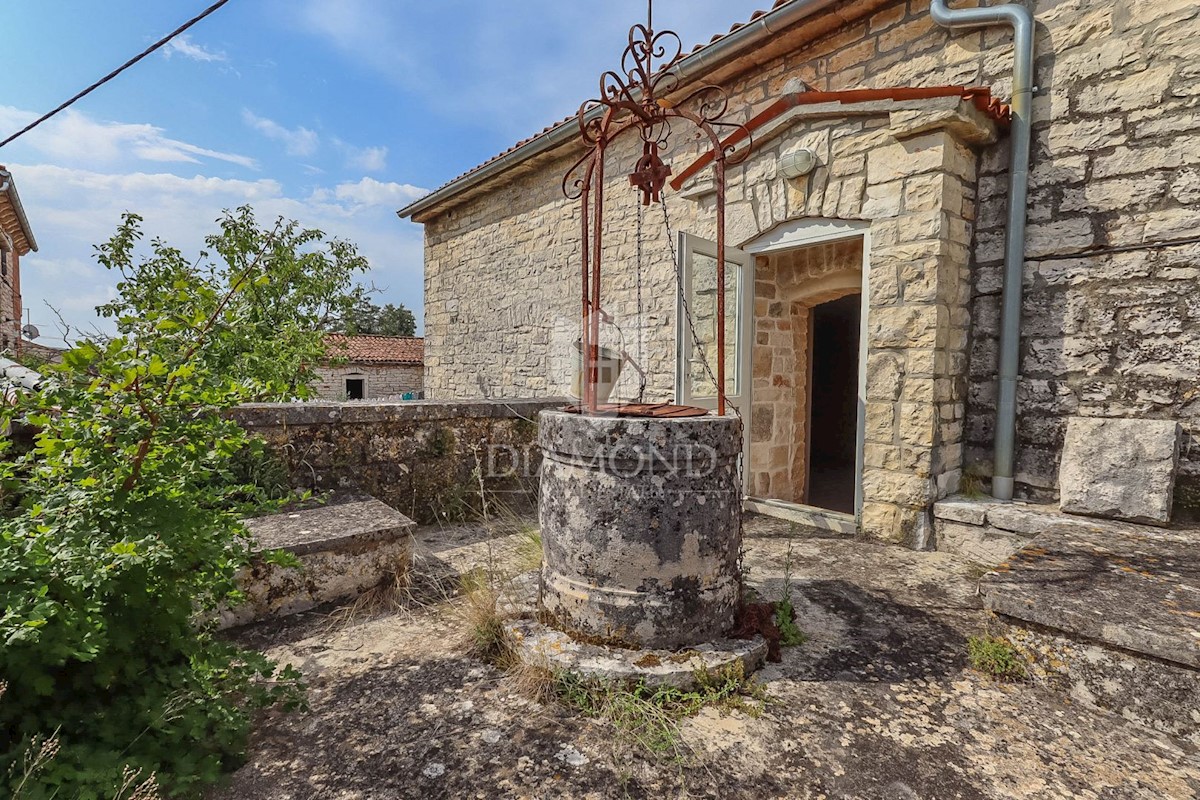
top-left (779, 147), bottom-right (817, 179)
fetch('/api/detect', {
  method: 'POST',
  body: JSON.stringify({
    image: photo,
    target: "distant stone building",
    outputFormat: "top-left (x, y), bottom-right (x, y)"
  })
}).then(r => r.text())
top-left (0, 166), bottom-right (37, 353)
top-left (400, 1), bottom-right (1200, 544)
top-left (315, 334), bottom-right (424, 400)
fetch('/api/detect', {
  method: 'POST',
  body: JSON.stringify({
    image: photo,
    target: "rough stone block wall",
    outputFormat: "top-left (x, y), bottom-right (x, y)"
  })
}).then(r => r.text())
top-left (963, 1), bottom-right (1200, 507)
top-left (313, 363), bottom-right (424, 400)
top-left (420, 0), bottom-right (1200, 526)
top-left (0, 248), bottom-right (18, 351)
top-left (231, 400), bottom-right (558, 524)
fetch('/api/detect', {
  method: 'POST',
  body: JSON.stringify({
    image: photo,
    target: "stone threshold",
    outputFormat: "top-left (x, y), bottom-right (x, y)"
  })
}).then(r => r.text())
top-left (744, 498), bottom-right (858, 536)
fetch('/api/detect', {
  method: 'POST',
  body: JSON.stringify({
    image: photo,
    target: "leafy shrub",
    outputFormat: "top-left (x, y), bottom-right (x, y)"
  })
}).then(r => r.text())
top-left (0, 208), bottom-right (364, 798)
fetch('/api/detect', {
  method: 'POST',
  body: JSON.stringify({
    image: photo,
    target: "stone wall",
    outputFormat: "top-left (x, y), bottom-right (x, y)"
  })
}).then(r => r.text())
top-left (418, 0), bottom-right (1200, 532)
top-left (965, 1), bottom-right (1200, 506)
top-left (231, 399), bottom-right (558, 524)
top-left (313, 363), bottom-right (424, 400)
top-left (0, 247), bottom-right (18, 351)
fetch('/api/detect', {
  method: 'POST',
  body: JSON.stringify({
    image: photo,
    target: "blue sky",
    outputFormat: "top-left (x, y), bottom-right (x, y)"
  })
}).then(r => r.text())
top-left (1, 0), bottom-right (764, 345)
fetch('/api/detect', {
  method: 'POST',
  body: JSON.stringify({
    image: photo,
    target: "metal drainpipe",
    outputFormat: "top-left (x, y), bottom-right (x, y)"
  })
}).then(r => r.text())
top-left (930, 0), bottom-right (1034, 502)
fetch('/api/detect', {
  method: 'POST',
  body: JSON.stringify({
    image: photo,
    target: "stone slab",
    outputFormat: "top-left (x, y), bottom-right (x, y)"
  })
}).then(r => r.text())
top-left (505, 618), bottom-right (767, 690)
top-left (245, 497), bottom-right (413, 556)
top-left (221, 498), bottom-right (415, 628)
top-left (1059, 416), bottom-right (1181, 526)
top-left (932, 496), bottom-right (994, 526)
top-left (980, 523), bottom-right (1200, 668)
top-left (932, 520), bottom-right (1027, 566)
top-left (984, 503), bottom-right (1095, 536)
top-left (1005, 623), bottom-right (1200, 747)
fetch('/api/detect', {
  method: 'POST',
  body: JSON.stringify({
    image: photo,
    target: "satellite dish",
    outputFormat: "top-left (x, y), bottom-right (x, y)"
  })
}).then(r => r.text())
top-left (21, 323), bottom-right (39, 340)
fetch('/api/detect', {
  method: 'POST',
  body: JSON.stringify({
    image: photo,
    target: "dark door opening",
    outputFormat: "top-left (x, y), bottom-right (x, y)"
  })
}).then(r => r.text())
top-left (806, 293), bottom-right (860, 514)
top-left (345, 377), bottom-right (365, 400)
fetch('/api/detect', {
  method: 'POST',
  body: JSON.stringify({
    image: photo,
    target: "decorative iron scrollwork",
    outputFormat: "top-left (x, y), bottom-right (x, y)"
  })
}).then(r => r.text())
top-left (567, 0), bottom-right (751, 416)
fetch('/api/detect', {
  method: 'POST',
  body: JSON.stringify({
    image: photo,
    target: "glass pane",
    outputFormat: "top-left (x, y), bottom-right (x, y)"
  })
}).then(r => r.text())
top-left (686, 251), bottom-right (739, 398)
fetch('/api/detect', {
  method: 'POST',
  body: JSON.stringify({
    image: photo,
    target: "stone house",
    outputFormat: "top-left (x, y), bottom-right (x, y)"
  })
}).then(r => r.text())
top-left (399, 0), bottom-right (1199, 544)
top-left (0, 166), bottom-right (38, 353)
top-left (315, 334), bottom-right (424, 401)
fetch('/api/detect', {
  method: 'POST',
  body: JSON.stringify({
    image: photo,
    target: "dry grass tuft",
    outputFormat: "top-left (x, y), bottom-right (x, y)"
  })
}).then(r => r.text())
top-left (514, 526), bottom-right (544, 573)
top-left (321, 554), bottom-right (458, 632)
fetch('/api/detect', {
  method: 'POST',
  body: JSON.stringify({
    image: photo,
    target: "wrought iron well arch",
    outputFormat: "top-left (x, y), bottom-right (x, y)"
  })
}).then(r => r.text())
top-left (563, 0), bottom-right (752, 416)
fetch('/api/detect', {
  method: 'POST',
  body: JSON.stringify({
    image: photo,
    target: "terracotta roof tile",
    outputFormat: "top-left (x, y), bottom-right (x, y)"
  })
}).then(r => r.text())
top-left (324, 334), bottom-right (424, 365)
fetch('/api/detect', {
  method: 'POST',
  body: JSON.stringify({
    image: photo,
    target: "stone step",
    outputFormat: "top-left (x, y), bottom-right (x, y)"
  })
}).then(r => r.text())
top-left (979, 522), bottom-right (1200, 745)
top-left (220, 497), bottom-right (415, 628)
top-left (931, 497), bottom-right (1096, 565)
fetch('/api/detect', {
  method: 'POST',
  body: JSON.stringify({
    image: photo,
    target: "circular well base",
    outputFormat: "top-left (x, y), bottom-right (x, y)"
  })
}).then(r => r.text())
top-left (504, 618), bottom-right (767, 690)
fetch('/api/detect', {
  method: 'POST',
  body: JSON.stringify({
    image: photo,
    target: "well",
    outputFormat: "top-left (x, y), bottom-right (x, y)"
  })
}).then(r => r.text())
top-left (538, 410), bottom-right (743, 649)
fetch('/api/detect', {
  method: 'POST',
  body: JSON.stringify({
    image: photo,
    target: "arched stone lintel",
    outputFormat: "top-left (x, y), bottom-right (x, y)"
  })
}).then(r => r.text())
top-left (786, 269), bottom-right (863, 307)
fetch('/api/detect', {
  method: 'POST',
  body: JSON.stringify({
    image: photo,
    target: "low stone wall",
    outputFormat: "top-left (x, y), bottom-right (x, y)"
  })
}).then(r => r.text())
top-left (232, 399), bottom-right (560, 524)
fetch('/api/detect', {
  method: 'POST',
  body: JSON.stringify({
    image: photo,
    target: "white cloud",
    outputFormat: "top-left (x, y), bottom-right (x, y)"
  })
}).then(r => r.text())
top-left (162, 34), bottom-right (228, 63)
top-left (329, 177), bottom-right (427, 207)
top-left (241, 110), bottom-right (320, 158)
top-left (0, 105), bottom-right (257, 170)
top-left (9, 163), bottom-right (428, 341)
top-left (343, 144), bottom-right (388, 172)
top-left (331, 138), bottom-right (388, 172)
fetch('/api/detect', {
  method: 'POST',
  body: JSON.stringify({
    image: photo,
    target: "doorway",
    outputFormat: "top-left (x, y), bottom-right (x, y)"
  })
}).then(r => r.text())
top-left (741, 222), bottom-right (868, 528)
top-left (806, 294), bottom-right (861, 514)
top-left (677, 221), bottom-right (868, 529)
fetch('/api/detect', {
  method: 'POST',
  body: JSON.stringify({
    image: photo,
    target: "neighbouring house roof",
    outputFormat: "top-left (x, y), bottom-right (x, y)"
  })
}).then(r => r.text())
top-left (0, 166), bottom-right (37, 255)
top-left (1, 355), bottom-right (42, 403)
top-left (19, 339), bottom-right (65, 364)
top-left (324, 334), bottom-right (424, 366)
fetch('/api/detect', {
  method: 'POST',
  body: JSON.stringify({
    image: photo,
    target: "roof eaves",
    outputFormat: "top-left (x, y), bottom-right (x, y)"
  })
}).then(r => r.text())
top-left (0, 167), bottom-right (38, 254)
top-left (398, 0), bottom-right (857, 222)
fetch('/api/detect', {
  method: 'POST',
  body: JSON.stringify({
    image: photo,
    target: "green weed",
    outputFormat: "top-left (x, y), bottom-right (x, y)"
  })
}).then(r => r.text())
top-left (968, 635), bottom-right (1027, 680)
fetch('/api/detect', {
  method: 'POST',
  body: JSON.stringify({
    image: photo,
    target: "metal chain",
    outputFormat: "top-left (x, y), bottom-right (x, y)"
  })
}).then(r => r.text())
top-left (659, 192), bottom-right (741, 421)
top-left (634, 193), bottom-right (647, 402)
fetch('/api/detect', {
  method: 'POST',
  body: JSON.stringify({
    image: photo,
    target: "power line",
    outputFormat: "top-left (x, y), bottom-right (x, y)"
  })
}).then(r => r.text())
top-left (0, 0), bottom-right (234, 150)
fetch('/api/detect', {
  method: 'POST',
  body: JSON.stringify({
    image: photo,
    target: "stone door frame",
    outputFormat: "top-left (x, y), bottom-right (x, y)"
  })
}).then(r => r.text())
top-left (680, 95), bottom-right (999, 545)
top-left (741, 218), bottom-right (871, 533)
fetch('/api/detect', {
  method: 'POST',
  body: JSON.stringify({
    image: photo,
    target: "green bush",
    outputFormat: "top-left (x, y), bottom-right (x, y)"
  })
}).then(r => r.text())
top-left (0, 208), bottom-right (364, 798)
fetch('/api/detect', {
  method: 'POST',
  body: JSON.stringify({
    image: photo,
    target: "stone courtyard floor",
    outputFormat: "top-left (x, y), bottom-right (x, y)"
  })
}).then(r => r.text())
top-left (214, 515), bottom-right (1200, 799)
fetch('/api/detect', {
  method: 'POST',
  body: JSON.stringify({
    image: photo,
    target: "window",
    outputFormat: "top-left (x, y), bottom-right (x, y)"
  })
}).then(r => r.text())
top-left (345, 377), bottom-right (365, 400)
top-left (1, 248), bottom-right (8, 279)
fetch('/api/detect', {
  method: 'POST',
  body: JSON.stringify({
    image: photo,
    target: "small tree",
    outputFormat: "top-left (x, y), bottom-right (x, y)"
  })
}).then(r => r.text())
top-left (336, 288), bottom-right (417, 337)
top-left (0, 207), bottom-right (365, 798)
